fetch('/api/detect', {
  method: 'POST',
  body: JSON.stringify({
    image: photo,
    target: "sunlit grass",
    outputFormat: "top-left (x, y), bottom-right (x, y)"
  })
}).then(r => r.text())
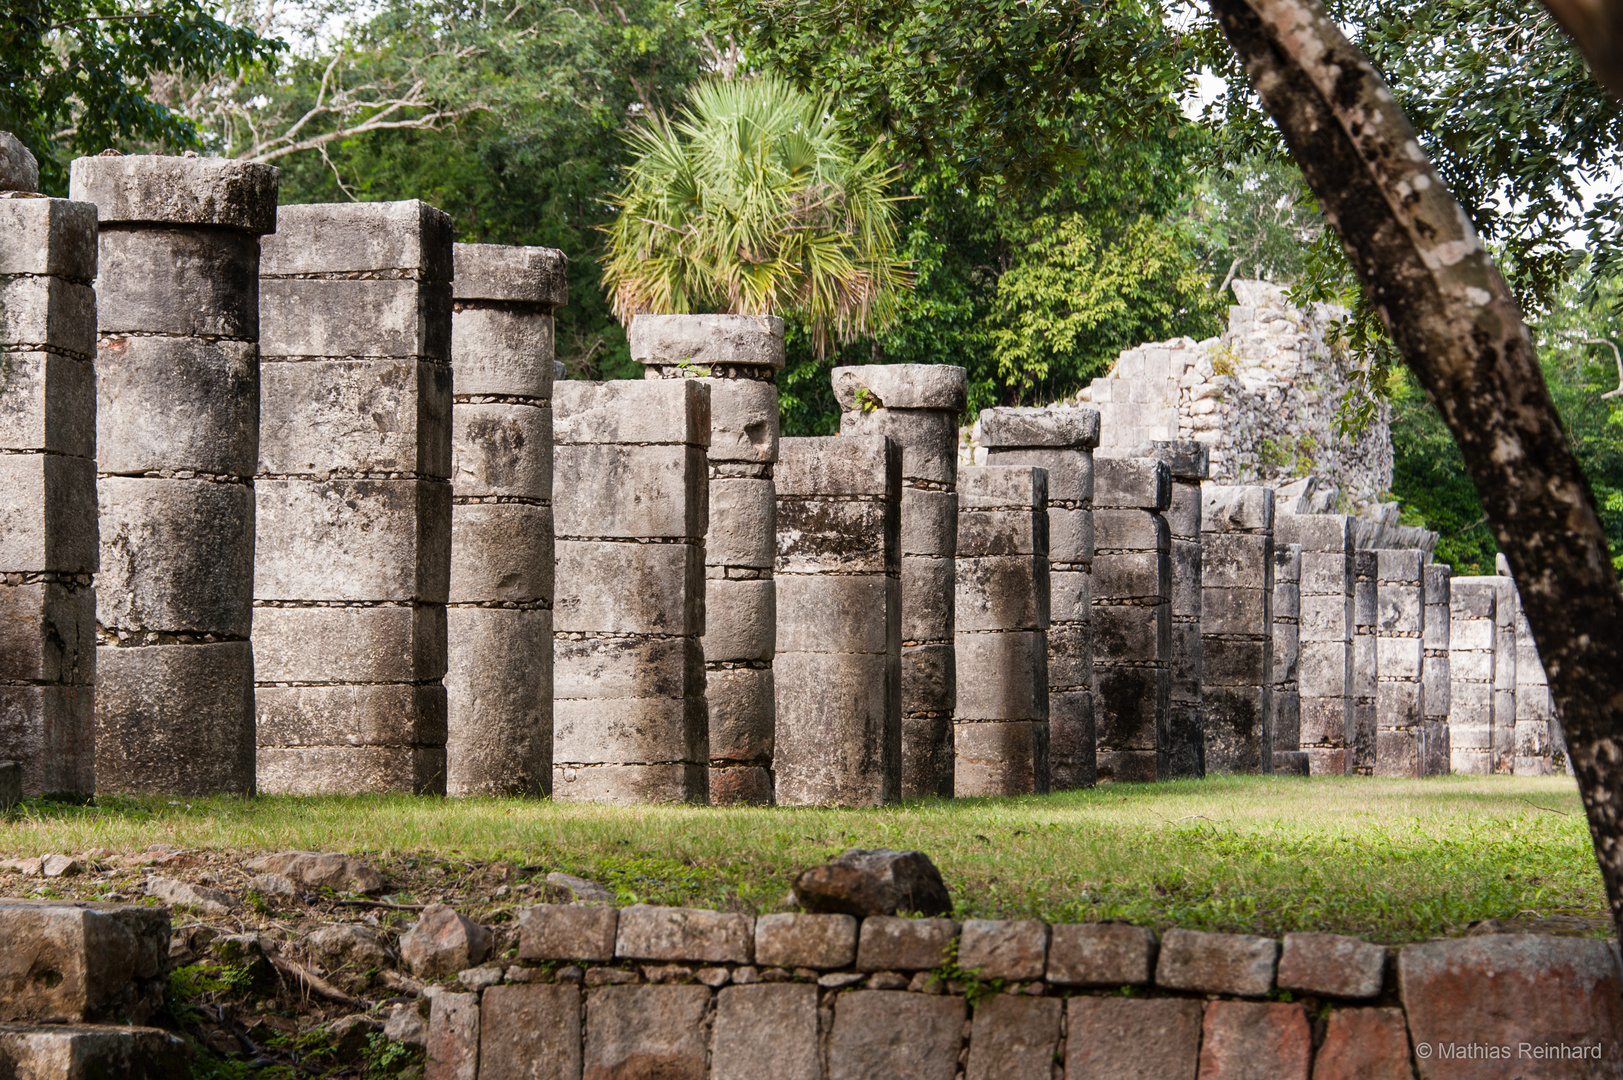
top-left (1, 774), bottom-right (1601, 942)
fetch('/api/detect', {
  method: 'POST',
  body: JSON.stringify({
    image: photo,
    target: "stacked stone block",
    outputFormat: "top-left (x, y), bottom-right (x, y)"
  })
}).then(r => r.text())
top-left (445, 243), bottom-right (565, 796)
top-left (1513, 596), bottom-right (1554, 776)
top-left (954, 465), bottom-right (1050, 796)
top-left (832, 365), bottom-right (965, 798)
top-left (0, 138), bottom-right (97, 796)
top-left (1199, 485), bottom-right (1275, 773)
top-left (1372, 550), bottom-right (1425, 778)
top-left (978, 407), bottom-right (1099, 790)
top-left (71, 154), bottom-right (277, 795)
top-left (253, 201), bottom-right (452, 794)
top-left (633, 315), bottom-right (785, 805)
top-left (1422, 563), bottom-right (1451, 776)
top-left (773, 435), bottom-right (901, 806)
top-left (1274, 514), bottom-right (1354, 775)
top-left (1090, 458), bottom-right (1171, 782)
top-left (1272, 544), bottom-right (1303, 772)
top-left (1490, 557), bottom-right (1518, 773)
top-left (1352, 550), bottom-right (1378, 774)
top-left (1153, 440), bottom-right (1207, 779)
top-left (1447, 579), bottom-right (1496, 775)
top-left (552, 380), bottom-right (710, 803)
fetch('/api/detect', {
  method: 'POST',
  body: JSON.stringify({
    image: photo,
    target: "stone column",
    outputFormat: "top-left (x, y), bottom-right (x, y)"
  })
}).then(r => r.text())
top-left (71, 154), bottom-right (277, 795)
top-left (978, 407), bottom-right (1099, 790)
top-left (1512, 595), bottom-right (1554, 776)
top-left (1199, 485), bottom-right (1275, 773)
top-left (552, 380), bottom-right (710, 803)
top-left (1091, 458), bottom-right (1171, 782)
top-left (1447, 579), bottom-right (1497, 775)
top-left (0, 137), bottom-right (97, 797)
top-left (632, 315), bottom-right (784, 806)
top-left (1422, 563), bottom-right (1451, 777)
top-left (1275, 513), bottom-right (1354, 775)
top-left (1373, 550), bottom-right (1425, 778)
top-left (1153, 441), bottom-right (1208, 779)
top-left (254, 201), bottom-right (453, 794)
top-left (954, 465), bottom-right (1050, 796)
top-left (1271, 543), bottom-right (1304, 774)
top-left (832, 364), bottom-right (965, 798)
top-left (445, 243), bottom-right (566, 796)
top-left (773, 434), bottom-right (901, 806)
top-left (1490, 555), bottom-right (1518, 774)
top-left (1352, 550), bottom-right (1379, 774)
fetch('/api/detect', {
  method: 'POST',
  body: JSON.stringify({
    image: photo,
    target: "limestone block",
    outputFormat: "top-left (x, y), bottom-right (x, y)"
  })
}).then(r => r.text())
top-left (774, 650), bottom-right (898, 807)
top-left (1277, 932), bottom-right (1386, 999)
top-left (709, 479), bottom-right (776, 568)
top-left (841, 407), bottom-right (959, 485)
top-left (698, 377), bottom-right (779, 464)
top-left (956, 557), bottom-right (1050, 631)
top-left (1092, 457), bottom-right (1170, 510)
top-left (254, 604), bottom-right (445, 683)
top-left (1300, 696), bottom-right (1353, 747)
top-left (1170, 539), bottom-right (1202, 616)
top-left (901, 557), bottom-right (955, 642)
top-left (709, 764), bottom-right (772, 805)
top-left (97, 336), bottom-right (258, 475)
top-left (1199, 1001), bottom-right (1311, 1080)
top-left (828, 991), bottom-right (964, 1080)
top-left (553, 379), bottom-right (709, 447)
top-left (1203, 532), bottom-right (1273, 589)
top-left (776, 498), bottom-right (896, 575)
top-left (448, 502), bottom-right (553, 603)
top-left (776, 574), bottom-right (896, 654)
top-left (553, 634), bottom-right (702, 701)
top-left (1155, 928), bottom-right (1277, 996)
top-left (954, 721), bottom-right (1045, 796)
top-left (1050, 570), bottom-right (1093, 624)
top-left (1310, 1008), bottom-right (1415, 1080)
top-left (427, 990), bottom-right (479, 1080)
top-left (1065, 997), bottom-right (1202, 1080)
top-left (1203, 483), bottom-right (1274, 534)
top-left (1092, 605), bottom-right (1169, 664)
top-left (1093, 508), bottom-right (1167, 551)
top-left (830, 364), bottom-right (967, 412)
top-left (698, 578), bottom-right (773, 661)
top-left (978, 405), bottom-right (1100, 450)
top-left (0, 1022), bottom-right (188, 1079)
top-left (955, 632), bottom-right (1047, 721)
top-left (1049, 507), bottom-right (1094, 565)
top-left (1300, 592), bottom-right (1354, 640)
top-left (261, 200), bottom-right (449, 278)
top-left (0, 132), bottom-right (40, 193)
top-left (255, 682), bottom-right (447, 747)
top-left (478, 984), bottom-right (580, 1080)
top-left (630, 313), bottom-right (786, 368)
top-left (1299, 550), bottom-right (1355, 597)
top-left (451, 307), bottom-right (555, 398)
top-left (1047, 623), bottom-right (1093, 687)
top-left (453, 242), bottom-right (567, 305)
top-left (1093, 551), bottom-right (1167, 602)
top-left (553, 694), bottom-right (705, 766)
top-left (965, 993), bottom-right (1061, 1080)
top-left (957, 511), bottom-right (1048, 559)
top-left (1164, 481), bottom-right (1203, 540)
top-left (0, 683), bottom-right (93, 797)
top-left (1204, 637), bottom-right (1271, 685)
top-left (0, 197), bottom-right (97, 277)
top-left (901, 712), bottom-right (954, 797)
top-left (616, 905), bottom-right (753, 963)
top-left (712, 984), bottom-right (818, 1080)
top-left (259, 278), bottom-right (452, 360)
top-left (94, 227), bottom-right (259, 338)
top-left (0, 351), bottom-right (94, 457)
top-left (901, 489), bottom-right (959, 557)
top-left (585, 985), bottom-right (709, 1080)
top-left (776, 433), bottom-right (899, 497)
top-left (259, 358), bottom-right (451, 477)
top-left (753, 913), bottom-right (859, 969)
top-left (1048, 690), bottom-right (1095, 790)
top-left (0, 899), bottom-right (168, 1024)
top-left (1272, 622), bottom-right (1299, 686)
top-left (959, 920), bottom-right (1048, 981)
top-left (552, 761), bottom-right (705, 803)
top-left (1094, 665), bottom-right (1167, 752)
top-left (256, 745), bottom-right (446, 795)
top-left (0, 581), bottom-right (93, 683)
top-left (1298, 641), bottom-right (1351, 698)
top-left (518, 905), bottom-right (619, 961)
top-left (1201, 587), bottom-right (1270, 636)
top-left (96, 478), bottom-right (253, 635)
top-left (555, 541), bottom-right (704, 634)
top-left (1203, 685), bottom-right (1271, 773)
top-left (554, 443), bottom-right (706, 541)
top-left (1046, 922), bottom-right (1157, 986)
top-left (707, 665), bottom-right (774, 759)
top-left (69, 155), bottom-right (278, 232)
top-left (985, 446), bottom-right (1094, 504)
top-left (0, 276), bottom-right (95, 357)
top-left (1275, 511), bottom-right (1353, 554)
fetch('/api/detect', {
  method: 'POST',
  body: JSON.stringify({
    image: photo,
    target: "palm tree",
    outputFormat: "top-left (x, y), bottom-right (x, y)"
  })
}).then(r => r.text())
top-left (601, 75), bottom-right (910, 356)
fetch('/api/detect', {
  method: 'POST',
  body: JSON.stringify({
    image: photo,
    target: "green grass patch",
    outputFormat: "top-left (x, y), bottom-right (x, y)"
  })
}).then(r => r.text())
top-left (2, 774), bottom-right (1603, 942)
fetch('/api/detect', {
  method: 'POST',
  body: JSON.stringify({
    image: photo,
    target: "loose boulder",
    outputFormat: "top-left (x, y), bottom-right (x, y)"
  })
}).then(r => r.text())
top-left (243, 852), bottom-right (385, 895)
top-left (792, 849), bottom-right (953, 917)
top-left (399, 905), bottom-right (493, 979)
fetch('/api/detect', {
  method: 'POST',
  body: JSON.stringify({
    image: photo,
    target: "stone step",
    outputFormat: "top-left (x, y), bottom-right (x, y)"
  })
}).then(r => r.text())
top-left (0, 1022), bottom-right (187, 1079)
top-left (0, 901), bottom-right (170, 1024)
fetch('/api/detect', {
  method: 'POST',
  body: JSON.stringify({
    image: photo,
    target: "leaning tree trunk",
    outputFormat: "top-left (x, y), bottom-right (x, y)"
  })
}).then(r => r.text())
top-left (1207, 0), bottom-right (1623, 940)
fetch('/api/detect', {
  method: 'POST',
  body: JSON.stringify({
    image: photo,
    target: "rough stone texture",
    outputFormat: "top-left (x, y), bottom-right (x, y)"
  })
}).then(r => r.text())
top-left (1276, 932), bottom-right (1386, 999)
top-left (69, 154), bottom-right (278, 232)
top-left (1277, 513), bottom-right (1355, 775)
top-left (712, 983), bottom-right (818, 1080)
top-left (1422, 564), bottom-right (1451, 776)
top-left (427, 990), bottom-right (479, 1080)
top-left (1145, 441), bottom-right (1209, 780)
top-left (753, 913), bottom-right (858, 969)
top-left (636, 315), bottom-right (783, 805)
top-left (0, 1023), bottom-right (189, 1080)
top-left (257, 200), bottom-right (452, 795)
top-left (1067, 997), bottom-right (1202, 1080)
top-left (1046, 923), bottom-right (1158, 986)
top-left (1447, 578), bottom-right (1497, 776)
top-left (1198, 1001), bottom-right (1312, 1080)
top-left (584, 985), bottom-right (709, 1080)
top-left (958, 920), bottom-right (1049, 981)
top-left (241, 851), bottom-right (384, 894)
top-left (1201, 484), bottom-right (1275, 773)
top-left (447, 242), bottom-right (562, 797)
top-left (517, 905), bottom-right (618, 965)
top-left (1272, 543), bottom-right (1302, 759)
top-left (400, 904), bottom-right (494, 979)
top-left (0, 761), bottom-right (18, 811)
top-left (1374, 550), bottom-right (1425, 778)
top-left (1155, 928), bottom-right (1278, 997)
top-left (0, 900), bottom-right (169, 1024)
top-left (1351, 550), bottom-right (1377, 774)
top-left (1510, 578), bottom-right (1556, 776)
top-left (855, 917), bottom-right (959, 971)
top-left (614, 905), bottom-right (752, 964)
top-left (1488, 567), bottom-right (1518, 775)
top-left (965, 993), bottom-right (1061, 1080)
top-left (774, 436), bottom-right (902, 806)
top-left (1311, 1008), bottom-right (1415, 1080)
top-left (553, 379), bottom-right (709, 804)
top-left (0, 189), bottom-right (97, 798)
top-left (478, 983), bottom-right (581, 1080)
top-left (955, 466), bottom-right (1050, 795)
top-left (827, 990), bottom-right (964, 1080)
top-left (835, 364), bottom-right (966, 798)
top-left (0, 132), bottom-right (40, 192)
top-left (1399, 935), bottom-right (1623, 1079)
top-left (792, 848), bottom-right (951, 917)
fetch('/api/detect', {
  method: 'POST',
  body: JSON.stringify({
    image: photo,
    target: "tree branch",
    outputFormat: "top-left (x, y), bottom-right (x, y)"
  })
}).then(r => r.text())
top-left (1536, 0), bottom-right (1623, 102)
top-left (1584, 337), bottom-right (1623, 399)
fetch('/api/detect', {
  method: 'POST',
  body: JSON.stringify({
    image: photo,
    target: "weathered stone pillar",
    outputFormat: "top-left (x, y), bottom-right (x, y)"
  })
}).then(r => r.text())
top-left (71, 154), bottom-right (277, 795)
top-left (445, 244), bottom-right (566, 796)
top-left (552, 380), bottom-right (710, 803)
top-left (1153, 441), bottom-right (1208, 779)
top-left (1091, 458), bottom-right (1171, 782)
top-left (1373, 550), bottom-right (1425, 778)
top-left (773, 435), bottom-right (901, 806)
top-left (832, 365), bottom-right (965, 798)
top-left (1512, 594), bottom-right (1554, 776)
top-left (1271, 543), bottom-right (1304, 774)
top-left (1275, 513), bottom-right (1354, 775)
top-left (979, 407), bottom-right (1099, 789)
top-left (1422, 563), bottom-right (1451, 776)
top-left (1447, 578), bottom-right (1497, 775)
top-left (632, 315), bottom-right (784, 805)
top-left (254, 201), bottom-right (453, 794)
top-left (1352, 550), bottom-right (1379, 774)
top-left (0, 137), bottom-right (97, 797)
top-left (1490, 555), bottom-right (1518, 774)
top-left (954, 465), bottom-right (1050, 796)
top-left (1199, 485), bottom-right (1275, 773)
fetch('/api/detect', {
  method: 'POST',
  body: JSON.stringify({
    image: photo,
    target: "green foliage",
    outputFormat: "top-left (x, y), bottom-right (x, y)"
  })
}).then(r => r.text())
top-left (1387, 368), bottom-right (1501, 575)
top-left (600, 75), bottom-right (910, 355)
top-left (0, 0), bottom-right (279, 192)
top-left (1187, 154), bottom-right (1322, 292)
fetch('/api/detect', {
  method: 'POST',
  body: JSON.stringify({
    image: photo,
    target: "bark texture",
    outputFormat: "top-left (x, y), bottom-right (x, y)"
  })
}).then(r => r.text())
top-left (1537, 0), bottom-right (1623, 103)
top-left (1208, 0), bottom-right (1623, 939)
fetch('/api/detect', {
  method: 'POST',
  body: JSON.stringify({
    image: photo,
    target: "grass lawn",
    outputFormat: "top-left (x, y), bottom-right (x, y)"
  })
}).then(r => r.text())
top-left (1, 774), bottom-right (1604, 943)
